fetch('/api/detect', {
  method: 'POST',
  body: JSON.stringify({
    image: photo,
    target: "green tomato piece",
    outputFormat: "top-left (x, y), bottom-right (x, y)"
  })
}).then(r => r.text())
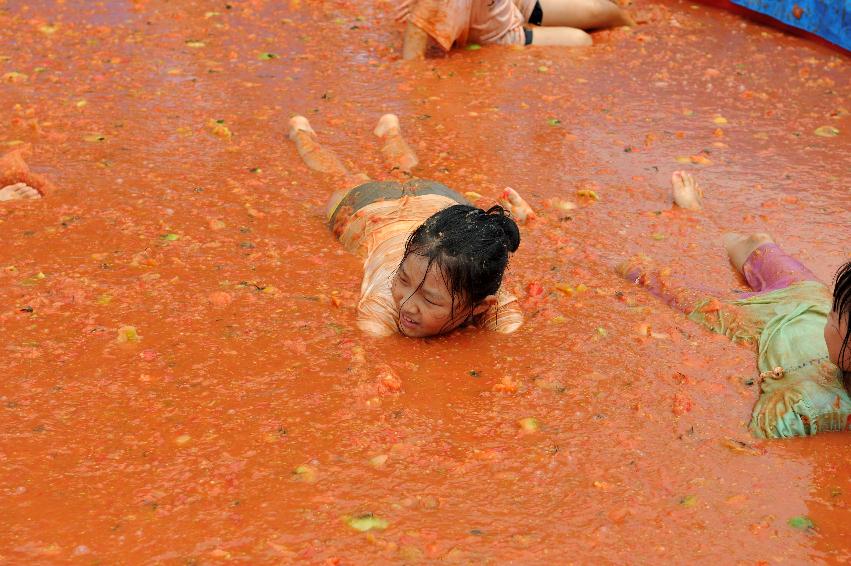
top-left (517, 417), bottom-right (540, 432)
top-left (788, 516), bottom-right (815, 530)
top-left (347, 514), bottom-right (389, 532)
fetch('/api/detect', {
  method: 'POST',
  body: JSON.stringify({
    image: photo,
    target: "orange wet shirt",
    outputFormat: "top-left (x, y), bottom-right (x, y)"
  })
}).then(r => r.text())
top-left (395, 0), bottom-right (528, 50)
top-left (336, 194), bottom-right (523, 337)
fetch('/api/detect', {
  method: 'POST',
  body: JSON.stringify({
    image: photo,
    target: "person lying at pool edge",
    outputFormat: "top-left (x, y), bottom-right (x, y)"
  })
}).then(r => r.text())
top-left (288, 113), bottom-right (529, 338)
top-left (619, 171), bottom-right (851, 439)
top-left (398, 0), bottom-right (636, 59)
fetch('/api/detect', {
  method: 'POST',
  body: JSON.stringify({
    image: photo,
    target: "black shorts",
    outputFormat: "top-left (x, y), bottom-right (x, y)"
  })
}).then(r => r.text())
top-left (524, 1), bottom-right (543, 45)
top-left (529, 0), bottom-right (543, 25)
top-left (328, 179), bottom-right (468, 228)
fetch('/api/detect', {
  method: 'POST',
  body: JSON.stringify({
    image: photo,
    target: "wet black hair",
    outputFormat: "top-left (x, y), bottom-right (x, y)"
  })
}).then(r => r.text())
top-left (399, 204), bottom-right (520, 325)
top-left (833, 261), bottom-right (851, 371)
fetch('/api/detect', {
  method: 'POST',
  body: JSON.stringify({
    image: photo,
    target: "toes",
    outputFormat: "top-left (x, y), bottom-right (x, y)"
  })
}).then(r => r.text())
top-left (0, 183), bottom-right (38, 201)
top-left (5, 183), bottom-right (41, 200)
top-left (19, 185), bottom-right (42, 199)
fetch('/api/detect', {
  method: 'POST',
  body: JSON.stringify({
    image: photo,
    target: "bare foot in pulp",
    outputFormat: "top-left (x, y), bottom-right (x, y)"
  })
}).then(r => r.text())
top-left (0, 182), bottom-right (42, 202)
top-left (671, 170), bottom-right (703, 210)
top-left (374, 113), bottom-right (401, 138)
top-left (288, 115), bottom-right (316, 140)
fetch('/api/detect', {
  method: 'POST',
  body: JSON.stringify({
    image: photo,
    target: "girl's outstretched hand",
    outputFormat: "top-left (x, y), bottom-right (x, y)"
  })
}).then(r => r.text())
top-left (499, 187), bottom-right (536, 224)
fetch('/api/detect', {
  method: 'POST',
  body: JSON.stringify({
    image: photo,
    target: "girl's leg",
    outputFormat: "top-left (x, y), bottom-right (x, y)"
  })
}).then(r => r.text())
top-left (723, 233), bottom-right (775, 273)
top-left (536, 0), bottom-right (635, 29)
top-left (618, 257), bottom-right (711, 315)
top-left (287, 115), bottom-right (370, 216)
top-left (373, 114), bottom-right (419, 175)
top-left (723, 233), bottom-right (820, 294)
top-left (288, 116), bottom-right (357, 178)
top-left (669, 172), bottom-right (817, 294)
top-left (529, 26), bottom-right (592, 46)
top-left (402, 21), bottom-right (429, 60)
top-left (618, 256), bottom-right (760, 345)
top-left (619, 172), bottom-right (754, 340)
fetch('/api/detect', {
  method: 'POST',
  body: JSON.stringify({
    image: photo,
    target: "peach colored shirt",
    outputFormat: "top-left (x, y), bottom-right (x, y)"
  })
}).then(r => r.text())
top-left (337, 194), bottom-right (523, 337)
top-left (512, 0), bottom-right (538, 21)
top-left (395, 0), bottom-right (528, 50)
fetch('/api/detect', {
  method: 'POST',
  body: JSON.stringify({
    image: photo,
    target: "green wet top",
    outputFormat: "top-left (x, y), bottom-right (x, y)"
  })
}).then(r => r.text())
top-left (689, 281), bottom-right (849, 438)
top-left (730, 281), bottom-right (833, 375)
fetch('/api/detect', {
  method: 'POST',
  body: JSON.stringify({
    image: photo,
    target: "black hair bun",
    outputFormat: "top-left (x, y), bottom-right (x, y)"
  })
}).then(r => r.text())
top-left (485, 205), bottom-right (521, 253)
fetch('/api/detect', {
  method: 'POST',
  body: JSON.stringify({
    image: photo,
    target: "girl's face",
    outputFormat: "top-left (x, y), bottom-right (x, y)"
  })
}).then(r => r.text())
top-left (824, 310), bottom-right (850, 371)
top-left (391, 254), bottom-right (490, 338)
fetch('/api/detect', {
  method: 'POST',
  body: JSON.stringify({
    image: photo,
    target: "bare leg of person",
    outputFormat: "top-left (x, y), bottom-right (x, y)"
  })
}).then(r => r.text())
top-left (288, 116), bottom-right (354, 178)
top-left (723, 232), bottom-right (774, 273)
top-left (529, 26), bottom-right (593, 46)
top-left (617, 256), bottom-right (709, 315)
top-left (656, 171), bottom-right (772, 289)
top-left (402, 22), bottom-right (429, 60)
top-left (287, 115), bottom-right (370, 217)
top-left (0, 182), bottom-right (42, 202)
top-left (537, 0), bottom-right (635, 29)
top-left (374, 114), bottom-right (419, 175)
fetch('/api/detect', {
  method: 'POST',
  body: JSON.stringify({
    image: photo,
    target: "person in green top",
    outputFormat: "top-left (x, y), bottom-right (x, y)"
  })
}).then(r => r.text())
top-left (618, 171), bottom-right (851, 439)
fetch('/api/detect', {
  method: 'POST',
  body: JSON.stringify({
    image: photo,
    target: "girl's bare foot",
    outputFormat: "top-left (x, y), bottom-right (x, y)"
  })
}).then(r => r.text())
top-left (374, 113), bottom-right (400, 138)
top-left (723, 232), bottom-right (774, 272)
top-left (374, 114), bottom-right (418, 174)
top-left (671, 170), bottom-right (703, 210)
top-left (288, 115), bottom-right (316, 140)
top-left (0, 182), bottom-right (42, 202)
